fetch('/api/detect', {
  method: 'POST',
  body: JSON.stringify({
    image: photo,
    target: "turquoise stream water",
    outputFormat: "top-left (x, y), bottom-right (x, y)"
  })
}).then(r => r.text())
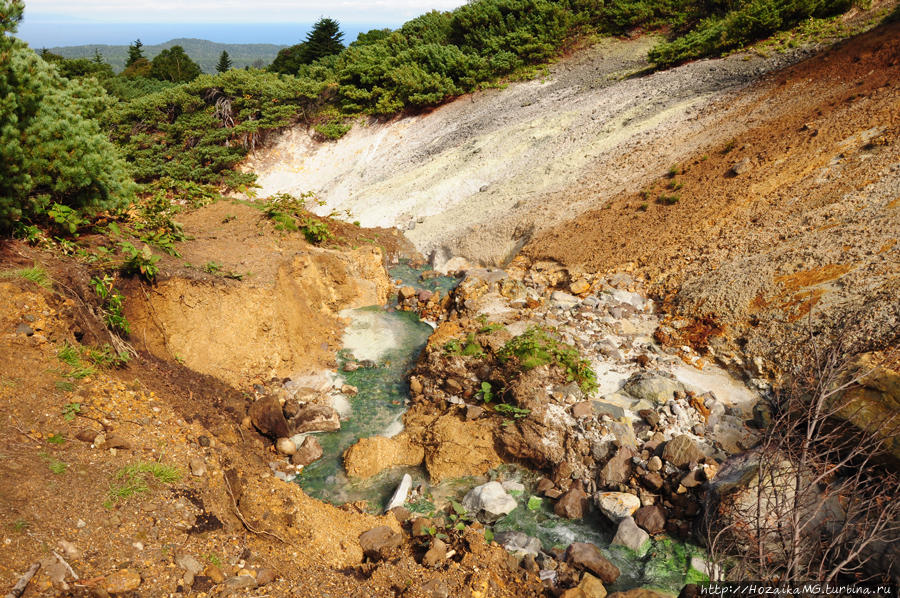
top-left (294, 263), bottom-right (706, 593)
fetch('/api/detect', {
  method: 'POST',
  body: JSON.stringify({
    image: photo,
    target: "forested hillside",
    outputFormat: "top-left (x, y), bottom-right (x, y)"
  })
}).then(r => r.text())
top-left (3, 0), bottom-right (890, 237)
top-left (47, 38), bottom-right (285, 73)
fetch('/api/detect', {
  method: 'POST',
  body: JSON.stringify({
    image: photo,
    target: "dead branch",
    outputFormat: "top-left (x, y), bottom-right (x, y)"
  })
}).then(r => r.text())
top-left (5, 562), bottom-right (40, 598)
top-left (223, 472), bottom-right (287, 544)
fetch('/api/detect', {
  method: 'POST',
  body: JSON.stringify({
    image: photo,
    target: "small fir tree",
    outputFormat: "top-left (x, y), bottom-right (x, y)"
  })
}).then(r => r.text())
top-left (125, 38), bottom-right (144, 67)
top-left (216, 50), bottom-right (232, 73)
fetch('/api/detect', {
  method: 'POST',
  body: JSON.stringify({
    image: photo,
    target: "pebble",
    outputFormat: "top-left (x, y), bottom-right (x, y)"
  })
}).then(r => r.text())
top-left (276, 437), bottom-right (297, 456)
top-left (105, 569), bottom-right (142, 594)
top-left (189, 457), bottom-right (207, 477)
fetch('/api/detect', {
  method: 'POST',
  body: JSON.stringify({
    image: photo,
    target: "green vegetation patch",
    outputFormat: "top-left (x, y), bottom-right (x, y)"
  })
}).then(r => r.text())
top-left (0, 265), bottom-right (52, 288)
top-left (105, 461), bottom-right (182, 507)
top-left (499, 326), bottom-right (597, 394)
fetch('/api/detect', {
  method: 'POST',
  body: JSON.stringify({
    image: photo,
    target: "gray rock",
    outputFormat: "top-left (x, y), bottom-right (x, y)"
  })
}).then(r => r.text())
top-left (594, 492), bottom-right (640, 522)
top-left (189, 457), bottom-right (206, 477)
top-left (622, 372), bottom-right (686, 404)
top-left (494, 531), bottom-right (542, 557)
top-left (550, 291), bottom-right (579, 307)
top-left (15, 322), bottom-right (34, 336)
top-left (662, 435), bottom-right (703, 467)
top-left (462, 481), bottom-right (518, 521)
top-left (176, 553), bottom-right (204, 575)
top-left (731, 157), bottom-right (751, 175)
top-left (591, 401), bottom-right (627, 420)
top-left (611, 516), bottom-right (650, 555)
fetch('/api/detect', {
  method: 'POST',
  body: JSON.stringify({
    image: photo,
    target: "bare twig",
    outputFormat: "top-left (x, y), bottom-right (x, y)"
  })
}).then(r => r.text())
top-left (52, 551), bottom-right (79, 580)
top-left (5, 562), bottom-right (40, 598)
top-left (223, 473), bottom-right (287, 543)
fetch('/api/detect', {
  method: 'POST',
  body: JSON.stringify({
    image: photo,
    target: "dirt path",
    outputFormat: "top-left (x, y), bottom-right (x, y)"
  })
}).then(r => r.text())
top-left (245, 36), bottom-right (820, 268)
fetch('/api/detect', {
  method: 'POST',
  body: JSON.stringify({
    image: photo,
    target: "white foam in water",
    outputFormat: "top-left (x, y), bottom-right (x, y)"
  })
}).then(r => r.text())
top-left (382, 414), bottom-right (404, 438)
top-left (330, 393), bottom-right (352, 419)
top-left (340, 308), bottom-right (401, 363)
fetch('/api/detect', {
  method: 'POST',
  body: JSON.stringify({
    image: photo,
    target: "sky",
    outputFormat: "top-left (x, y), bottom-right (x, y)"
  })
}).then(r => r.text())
top-left (17, 0), bottom-right (468, 47)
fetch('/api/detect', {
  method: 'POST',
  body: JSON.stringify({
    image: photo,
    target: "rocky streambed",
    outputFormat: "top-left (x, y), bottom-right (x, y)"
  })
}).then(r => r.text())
top-left (245, 260), bottom-right (772, 595)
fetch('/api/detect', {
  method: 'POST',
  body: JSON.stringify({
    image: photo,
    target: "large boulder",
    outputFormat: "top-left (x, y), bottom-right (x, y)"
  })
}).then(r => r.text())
top-left (565, 542), bottom-right (620, 584)
top-left (462, 481), bottom-right (517, 521)
top-left (622, 372), bottom-right (686, 404)
top-left (249, 395), bottom-right (290, 438)
top-left (422, 415), bottom-right (503, 482)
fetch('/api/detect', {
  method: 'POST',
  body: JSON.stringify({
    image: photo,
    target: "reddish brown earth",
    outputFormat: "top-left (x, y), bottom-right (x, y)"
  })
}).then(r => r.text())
top-left (521, 20), bottom-right (900, 362)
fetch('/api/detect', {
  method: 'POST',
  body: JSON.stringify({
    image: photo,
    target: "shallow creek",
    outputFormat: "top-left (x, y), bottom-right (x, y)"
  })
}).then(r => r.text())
top-left (293, 263), bottom-right (712, 593)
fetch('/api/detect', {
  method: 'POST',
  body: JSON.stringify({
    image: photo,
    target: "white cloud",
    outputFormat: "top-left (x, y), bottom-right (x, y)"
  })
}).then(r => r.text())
top-left (24, 0), bottom-right (467, 23)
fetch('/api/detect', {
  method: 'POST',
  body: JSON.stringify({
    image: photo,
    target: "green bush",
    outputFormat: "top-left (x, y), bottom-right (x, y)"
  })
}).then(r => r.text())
top-left (500, 327), bottom-right (597, 394)
top-left (108, 69), bottom-right (324, 187)
top-left (0, 2), bottom-right (135, 230)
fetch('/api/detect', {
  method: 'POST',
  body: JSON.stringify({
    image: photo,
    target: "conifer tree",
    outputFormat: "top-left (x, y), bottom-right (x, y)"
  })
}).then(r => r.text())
top-left (216, 50), bottom-right (232, 73)
top-left (0, 0), bottom-right (134, 229)
top-left (301, 17), bottom-right (344, 63)
top-left (125, 38), bottom-right (143, 68)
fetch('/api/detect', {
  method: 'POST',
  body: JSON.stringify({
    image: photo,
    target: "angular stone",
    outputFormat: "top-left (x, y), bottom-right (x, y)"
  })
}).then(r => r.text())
top-left (639, 471), bottom-right (664, 492)
top-left (423, 538), bottom-right (447, 567)
top-left (554, 480), bottom-right (590, 519)
top-left (359, 526), bottom-right (402, 561)
top-left (570, 280), bottom-right (591, 295)
top-left (462, 481), bottom-right (517, 521)
top-left (611, 517), bottom-right (650, 555)
top-left (638, 409), bottom-right (659, 429)
top-left (537, 477), bottom-right (555, 495)
top-left (291, 436), bottom-right (324, 466)
top-left (494, 531), bottom-right (542, 557)
top-left (577, 572), bottom-right (607, 598)
top-left (289, 404), bottom-right (340, 434)
top-left (105, 569), bottom-right (142, 594)
top-left (75, 427), bottom-right (100, 443)
top-left (662, 435), bottom-right (703, 468)
top-left (595, 492), bottom-right (640, 523)
top-left (176, 553), bottom-right (204, 575)
top-left (622, 372), bottom-right (686, 404)
top-left (731, 157), bottom-right (751, 176)
top-left (572, 401), bottom-right (593, 419)
top-left (565, 542), bottom-right (620, 584)
top-left (399, 286), bottom-right (417, 300)
top-left (598, 447), bottom-right (634, 487)
top-left (256, 567), bottom-right (276, 585)
top-left (634, 505), bottom-right (666, 535)
top-left (249, 395), bottom-right (290, 438)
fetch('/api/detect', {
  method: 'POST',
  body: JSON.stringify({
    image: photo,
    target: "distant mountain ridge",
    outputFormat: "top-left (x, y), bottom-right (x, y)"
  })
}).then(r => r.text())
top-left (47, 38), bottom-right (287, 73)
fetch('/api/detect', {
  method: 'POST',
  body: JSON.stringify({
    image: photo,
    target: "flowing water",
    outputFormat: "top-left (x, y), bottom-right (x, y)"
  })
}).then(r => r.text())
top-left (294, 262), bottom-right (709, 592)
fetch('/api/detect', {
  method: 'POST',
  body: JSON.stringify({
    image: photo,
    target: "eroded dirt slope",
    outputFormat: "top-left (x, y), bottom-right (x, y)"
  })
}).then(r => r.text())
top-left (522, 21), bottom-right (900, 362)
top-left (246, 35), bottom-right (824, 268)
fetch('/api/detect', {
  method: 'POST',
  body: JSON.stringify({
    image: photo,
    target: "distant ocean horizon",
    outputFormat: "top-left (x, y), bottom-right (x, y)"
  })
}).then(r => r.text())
top-left (18, 20), bottom-right (397, 49)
